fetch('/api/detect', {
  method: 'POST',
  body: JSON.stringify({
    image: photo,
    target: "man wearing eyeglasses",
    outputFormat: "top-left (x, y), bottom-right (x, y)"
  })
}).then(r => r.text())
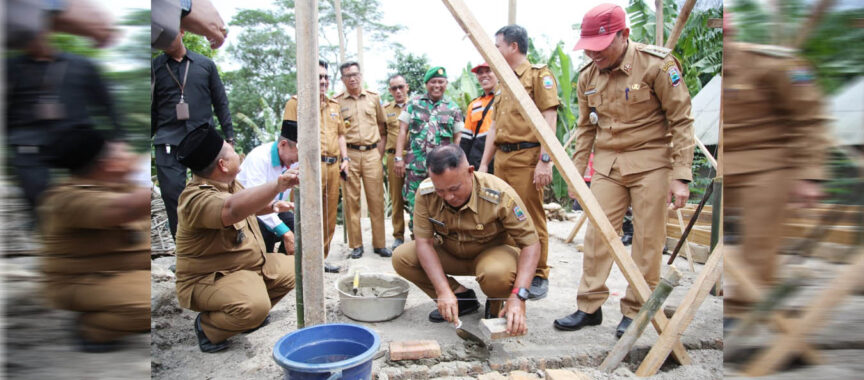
top-left (383, 74), bottom-right (410, 249)
top-left (335, 62), bottom-right (392, 259)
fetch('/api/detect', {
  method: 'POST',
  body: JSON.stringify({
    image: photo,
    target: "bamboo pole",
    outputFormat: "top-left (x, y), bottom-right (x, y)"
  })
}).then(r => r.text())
top-left (441, 0), bottom-right (691, 365)
top-left (654, 0), bottom-right (664, 46)
top-left (600, 266), bottom-right (682, 372)
top-left (664, 0), bottom-right (696, 50)
top-left (295, 0), bottom-right (326, 326)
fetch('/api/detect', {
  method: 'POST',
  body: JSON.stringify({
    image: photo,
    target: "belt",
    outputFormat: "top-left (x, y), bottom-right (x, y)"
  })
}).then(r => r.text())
top-left (496, 142), bottom-right (541, 153)
top-left (321, 156), bottom-right (338, 164)
top-left (386, 148), bottom-right (396, 154)
top-left (347, 143), bottom-right (377, 151)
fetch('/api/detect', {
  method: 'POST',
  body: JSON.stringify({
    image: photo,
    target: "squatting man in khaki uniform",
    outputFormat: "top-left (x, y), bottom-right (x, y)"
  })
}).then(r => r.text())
top-left (556, 4), bottom-right (694, 338)
top-left (393, 145), bottom-right (540, 334)
top-left (174, 124), bottom-right (297, 353)
top-left (39, 125), bottom-right (151, 352)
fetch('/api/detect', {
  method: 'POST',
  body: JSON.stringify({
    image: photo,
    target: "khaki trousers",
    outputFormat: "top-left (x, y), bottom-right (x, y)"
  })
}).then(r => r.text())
top-left (495, 146), bottom-right (549, 278)
top-left (578, 164), bottom-right (670, 318)
top-left (385, 152), bottom-right (406, 240)
top-left (392, 240), bottom-right (518, 313)
top-left (190, 254), bottom-right (295, 343)
top-left (45, 270), bottom-right (150, 342)
top-left (345, 148), bottom-right (386, 249)
top-left (321, 161), bottom-right (340, 256)
top-left (724, 169), bottom-right (791, 316)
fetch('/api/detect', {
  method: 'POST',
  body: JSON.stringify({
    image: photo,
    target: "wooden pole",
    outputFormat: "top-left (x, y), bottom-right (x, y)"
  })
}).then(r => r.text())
top-left (508, 0), bottom-right (516, 25)
top-left (654, 0), bottom-right (664, 46)
top-left (744, 250), bottom-right (864, 376)
top-left (565, 211), bottom-right (588, 243)
top-left (695, 136), bottom-right (717, 169)
top-left (356, 26), bottom-right (364, 75)
top-left (675, 209), bottom-right (696, 272)
top-left (635, 243), bottom-right (724, 376)
top-left (600, 266), bottom-right (682, 372)
top-left (295, 0), bottom-right (326, 326)
top-left (794, 0), bottom-right (835, 48)
top-left (294, 188), bottom-right (305, 328)
top-left (441, 0), bottom-right (691, 365)
top-left (333, 0), bottom-right (346, 62)
top-left (664, 0), bottom-right (696, 50)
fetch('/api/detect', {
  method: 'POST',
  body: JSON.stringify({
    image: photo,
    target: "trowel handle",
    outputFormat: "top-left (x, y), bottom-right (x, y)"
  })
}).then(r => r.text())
top-left (352, 271), bottom-right (360, 293)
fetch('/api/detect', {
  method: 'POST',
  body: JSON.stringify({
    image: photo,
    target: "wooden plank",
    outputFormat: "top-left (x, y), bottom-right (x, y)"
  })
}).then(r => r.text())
top-left (441, 0), bottom-right (692, 364)
top-left (669, 208), bottom-right (713, 225)
top-left (743, 250), bottom-right (864, 376)
top-left (676, 209), bottom-right (696, 272)
top-left (389, 340), bottom-right (442, 361)
top-left (565, 212), bottom-right (588, 243)
top-left (664, 0), bottom-right (697, 50)
top-left (295, 0), bottom-right (326, 326)
top-left (695, 136), bottom-right (717, 169)
top-left (666, 224), bottom-right (712, 246)
top-left (782, 223), bottom-right (859, 245)
top-left (635, 243), bottom-right (724, 376)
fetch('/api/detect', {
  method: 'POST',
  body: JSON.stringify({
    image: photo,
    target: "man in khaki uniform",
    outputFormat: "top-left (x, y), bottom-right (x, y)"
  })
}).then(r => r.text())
top-left (383, 74), bottom-right (410, 249)
top-left (723, 24), bottom-right (829, 327)
top-left (556, 4), bottom-right (694, 338)
top-left (335, 61), bottom-right (392, 259)
top-left (393, 145), bottom-right (540, 333)
top-left (283, 59), bottom-right (348, 266)
top-left (174, 124), bottom-right (297, 353)
top-left (39, 126), bottom-right (150, 352)
top-left (478, 25), bottom-right (559, 300)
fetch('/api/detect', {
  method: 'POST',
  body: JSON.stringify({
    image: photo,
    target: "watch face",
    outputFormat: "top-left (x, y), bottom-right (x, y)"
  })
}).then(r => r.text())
top-left (517, 288), bottom-right (530, 300)
top-left (541, 153), bottom-right (551, 162)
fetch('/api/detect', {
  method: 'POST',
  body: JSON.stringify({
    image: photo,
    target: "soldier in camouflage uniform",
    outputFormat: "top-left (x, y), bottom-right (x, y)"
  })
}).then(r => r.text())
top-left (394, 66), bottom-right (464, 231)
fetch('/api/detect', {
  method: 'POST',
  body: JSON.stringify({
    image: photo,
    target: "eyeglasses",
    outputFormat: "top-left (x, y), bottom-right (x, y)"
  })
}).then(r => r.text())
top-left (342, 73), bottom-right (360, 79)
top-left (319, 74), bottom-right (330, 80)
top-left (389, 85), bottom-right (406, 91)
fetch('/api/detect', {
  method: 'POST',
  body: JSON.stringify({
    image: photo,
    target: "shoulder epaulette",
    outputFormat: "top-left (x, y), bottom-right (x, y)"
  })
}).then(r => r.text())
top-left (334, 92), bottom-right (346, 99)
top-left (578, 59), bottom-right (594, 73)
top-left (741, 43), bottom-right (797, 58)
top-left (531, 63), bottom-right (547, 69)
top-left (198, 184), bottom-right (214, 189)
top-left (637, 44), bottom-right (671, 59)
top-left (418, 179), bottom-right (435, 195)
top-left (365, 89), bottom-right (379, 95)
top-left (478, 187), bottom-right (501, 204)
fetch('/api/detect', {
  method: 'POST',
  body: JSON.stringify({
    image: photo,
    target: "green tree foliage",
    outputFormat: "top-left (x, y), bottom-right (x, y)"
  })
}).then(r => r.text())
top-left (380, 51), bottom-right (430, 101)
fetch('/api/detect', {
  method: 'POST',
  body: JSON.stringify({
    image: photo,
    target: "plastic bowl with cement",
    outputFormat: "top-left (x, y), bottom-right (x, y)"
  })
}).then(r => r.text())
top-left (336, 273), bottom-right (410, 322)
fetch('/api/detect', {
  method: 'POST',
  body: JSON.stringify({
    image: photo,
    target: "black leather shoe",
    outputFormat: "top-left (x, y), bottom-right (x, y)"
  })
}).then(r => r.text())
top-left (616, 316), bottom-right (632, 338)
top-left (553, 309), bottom-right (603, 331)
top-left (527, 276), bottom-right (548, 300)
top-left (428, 289), bottom-right (480, 323)
top-left (374, 248), bottom-right (392, 257)
top-left (195, 313), bottom-right (229, 353)
top-left (349, 247), bottom-right (363, 259)
top-left (391, 238), bottom-right (404, 250)
top-left (324, 262), bottom-right (341, 273)
top-left (243, 314), bottom-right (270, 334)
top-left (621, 234), bottom-right (633, 246)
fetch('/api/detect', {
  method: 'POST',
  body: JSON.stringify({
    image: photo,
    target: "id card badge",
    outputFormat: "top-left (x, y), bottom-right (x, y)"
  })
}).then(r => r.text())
top-left (176, 101), bottom-right (190, 120)
top-left (35, 100), bottom-right (65, 120)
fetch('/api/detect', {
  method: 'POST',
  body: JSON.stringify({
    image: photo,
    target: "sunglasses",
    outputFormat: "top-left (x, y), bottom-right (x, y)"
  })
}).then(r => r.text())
top-left (319, 74), bottom-right (330, 80)
top-left (389, 85), bottom-right (406, 91)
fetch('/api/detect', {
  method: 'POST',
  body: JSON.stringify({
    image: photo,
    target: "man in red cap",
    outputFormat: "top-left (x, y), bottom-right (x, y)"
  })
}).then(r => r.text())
top-left (556, 3), bottom-right (694, 338)
top-left (460, 62), bottom-right (498, 174)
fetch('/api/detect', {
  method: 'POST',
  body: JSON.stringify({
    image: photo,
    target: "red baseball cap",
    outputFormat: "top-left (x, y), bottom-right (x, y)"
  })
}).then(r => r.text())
top-left (573, 4), bottom-right (627, 51)
top-left (471, 62), bottom-right (490, 73)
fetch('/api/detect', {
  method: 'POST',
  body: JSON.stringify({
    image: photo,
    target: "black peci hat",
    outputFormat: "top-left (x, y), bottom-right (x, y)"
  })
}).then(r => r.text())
top-left (47, 124), bottom-right (107, 172)
top-left (177, 124), bottom-right (224, 171)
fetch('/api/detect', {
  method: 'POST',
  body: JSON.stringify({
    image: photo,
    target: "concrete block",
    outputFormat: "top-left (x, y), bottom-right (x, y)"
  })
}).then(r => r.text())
top-left (477, 371), bottom-right (507, 380)
top-left (509, 370), bottom-right (538, 379)
top-left (545, 368), bottom-right (593, 380)
top-left (388, 340), bottom-right (440, 361)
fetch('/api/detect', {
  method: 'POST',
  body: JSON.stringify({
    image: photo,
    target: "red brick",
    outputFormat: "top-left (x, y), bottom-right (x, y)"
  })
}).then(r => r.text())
top-left (388, 340), bottom-right (441, 361)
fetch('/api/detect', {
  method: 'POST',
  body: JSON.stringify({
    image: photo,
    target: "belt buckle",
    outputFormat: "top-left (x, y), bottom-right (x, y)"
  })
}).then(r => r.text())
top-left (359, 145), bottom-right (367, 151)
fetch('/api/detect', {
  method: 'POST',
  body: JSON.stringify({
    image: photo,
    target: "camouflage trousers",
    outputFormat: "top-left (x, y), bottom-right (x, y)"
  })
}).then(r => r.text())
top-left (402, 169), bottom-right (428, 232)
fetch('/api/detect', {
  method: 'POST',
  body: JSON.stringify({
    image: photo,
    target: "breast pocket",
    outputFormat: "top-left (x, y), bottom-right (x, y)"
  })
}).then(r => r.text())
top-left (222, 221), bottom-right (248, 247)
top-left (587, 93), bottom-right (602, 108)
top-left (626, 86), bottom-right (658, 121)
top-left (469, 220), bottom-right (500, 243)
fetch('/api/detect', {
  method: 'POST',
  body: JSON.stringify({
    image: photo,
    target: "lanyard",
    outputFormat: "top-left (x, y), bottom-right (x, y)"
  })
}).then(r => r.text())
top-left (165, 60), bottom-right (191, 102)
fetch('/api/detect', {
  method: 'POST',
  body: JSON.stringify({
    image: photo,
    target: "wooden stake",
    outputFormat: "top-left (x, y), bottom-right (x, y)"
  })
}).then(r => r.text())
top-left (654, 0), bottom-right (664, 46)
top-left (565, 211), bottom-right (588, 243)
top-left (441, 0), bottom-right (691, 365)
top-left (600, 266), bottom-right (682, 372)
top-left (508, 0), bottom-right (516, 25)
top-left (664, 0), bottom-right (696, 50)
top-left (333, 0), bottom-right (346, 62)
top-left (676, 209), bottom-right (696, 272)
top-left (635, 243), bottom-right (724, 376)
top-left (744, 250), bottom-right (864, 376)
top-left (794, 0), bottom-right (835, 48)
top-left (695, 136), bottom-right (717, 170)
top-left (295, 0), bottom-right (326, 326)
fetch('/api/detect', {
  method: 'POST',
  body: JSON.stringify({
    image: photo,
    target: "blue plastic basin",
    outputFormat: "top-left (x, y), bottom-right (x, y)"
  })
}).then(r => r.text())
top-left (273, 323), bottom-right (380, 380)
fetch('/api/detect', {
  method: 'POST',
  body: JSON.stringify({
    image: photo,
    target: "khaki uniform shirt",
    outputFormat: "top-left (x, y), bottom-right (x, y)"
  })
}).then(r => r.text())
top-left (413, 172), bottom-right (539, 258)
top-left (492, 60), bottom-right (560, 144)
top-left (383, 101), bottom-right (407, 152)
top-left (573, 41), bottom-right (695, 181)
top-left (335, 89), bottom-right (387, 146)
top-left (283, 95), bottom-right (345, 157)
top-left (174, 176), bottom-right (273, 308)
top-left (39, 178), bottom-right (150, 281)
top-left (723, 42), bottom-right (829, 180)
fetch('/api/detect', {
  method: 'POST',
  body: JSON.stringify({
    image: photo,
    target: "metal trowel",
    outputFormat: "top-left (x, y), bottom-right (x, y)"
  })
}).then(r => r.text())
top-left (454, 318), bottom-right (486, 347)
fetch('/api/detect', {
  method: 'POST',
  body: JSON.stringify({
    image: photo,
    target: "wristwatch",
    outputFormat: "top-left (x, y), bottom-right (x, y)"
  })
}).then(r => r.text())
top-left (342, 156), bottom-right (350, 162)
top-left (540, 153), bottom-right (551, 163)
top-left (394, 156), bottom-right (403, 162)
top-left (512, 287), bottom-right (530, 301)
